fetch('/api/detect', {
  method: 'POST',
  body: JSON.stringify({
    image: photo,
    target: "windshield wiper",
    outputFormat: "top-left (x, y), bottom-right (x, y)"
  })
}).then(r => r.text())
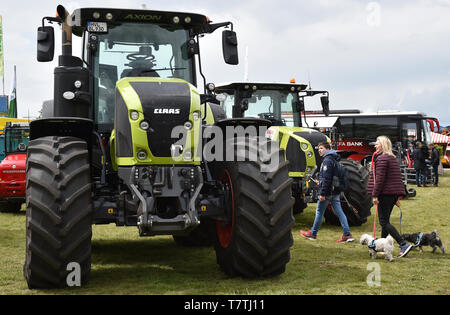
top-left (141, 67), bottom-right (186, 73)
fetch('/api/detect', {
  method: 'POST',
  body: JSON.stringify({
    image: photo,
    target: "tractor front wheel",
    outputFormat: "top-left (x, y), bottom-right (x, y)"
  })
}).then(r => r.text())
top-left (213, 137), bottom-right (295, 278)
top-left (24, 136), bottom-right (92, 289)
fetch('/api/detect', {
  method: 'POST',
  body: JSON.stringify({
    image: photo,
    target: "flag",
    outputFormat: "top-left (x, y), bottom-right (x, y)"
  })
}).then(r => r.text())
top-left (8, 65), bottom-right (17, 118)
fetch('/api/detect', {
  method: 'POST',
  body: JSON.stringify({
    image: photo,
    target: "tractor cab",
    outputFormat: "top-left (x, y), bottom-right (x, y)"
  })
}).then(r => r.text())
top-left (36, 6), bottom-right (238, 131)
top-left (215, 82), bottom-right (331, 177)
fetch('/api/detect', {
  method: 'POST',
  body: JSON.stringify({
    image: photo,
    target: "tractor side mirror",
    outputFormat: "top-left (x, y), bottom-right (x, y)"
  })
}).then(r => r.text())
top-left (37, 26), bottom-right (55, 62)
top-left (295, 97), bottom-right (305, 113)
top-left (321, 95), bottom-right (330, 116)
top-left (222, 30), bottom-right (239, 65)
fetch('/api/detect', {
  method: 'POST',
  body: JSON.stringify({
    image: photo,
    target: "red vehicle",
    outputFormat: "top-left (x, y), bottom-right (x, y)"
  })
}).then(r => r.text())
top-left (0, 122), bottom-right (29, 213)
top-left (304, 110), bottom-right (434, 166)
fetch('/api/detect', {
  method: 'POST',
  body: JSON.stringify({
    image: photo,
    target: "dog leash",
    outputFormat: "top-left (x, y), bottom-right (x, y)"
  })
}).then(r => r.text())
top-left (371, 154), bottom-right (378, 239)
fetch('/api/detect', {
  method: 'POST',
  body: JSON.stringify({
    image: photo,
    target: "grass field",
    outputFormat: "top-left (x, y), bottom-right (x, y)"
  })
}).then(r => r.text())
top-left (1, 173), bottom-right (449, 295)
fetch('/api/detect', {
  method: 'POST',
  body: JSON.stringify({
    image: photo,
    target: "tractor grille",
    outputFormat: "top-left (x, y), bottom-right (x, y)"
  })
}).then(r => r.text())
top-left (130, 82), bottom-right (191, 157)
top-left (294, 132), bottom-right (329, 166)
top-left (286, 137), bottom-right (307, 173)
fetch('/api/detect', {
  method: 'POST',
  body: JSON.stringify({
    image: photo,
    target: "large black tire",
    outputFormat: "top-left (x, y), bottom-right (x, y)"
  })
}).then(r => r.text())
top-left (213, 137), bottom-right (295, 278)
top-left (324, 159), bottom-right (372, 226)
top-left (24, 136), bottom-right (92, 289)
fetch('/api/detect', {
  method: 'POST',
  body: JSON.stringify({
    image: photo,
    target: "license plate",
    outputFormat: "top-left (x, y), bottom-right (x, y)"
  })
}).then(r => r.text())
top-left (87, 22), bottom-right (108, 33)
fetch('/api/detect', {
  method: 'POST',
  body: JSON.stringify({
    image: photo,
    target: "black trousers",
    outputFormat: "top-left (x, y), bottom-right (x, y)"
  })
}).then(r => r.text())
top-left (378, 195), bottom-right (406, 246)
top-left (432, 165), bottom-right (439, 185)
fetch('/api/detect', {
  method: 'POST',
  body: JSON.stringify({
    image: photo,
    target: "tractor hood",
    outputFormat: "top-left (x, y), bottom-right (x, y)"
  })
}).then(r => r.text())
top-left (267, 126), bottom-right (330, 177)
top-left (112, 77), bottom-right (201, 168)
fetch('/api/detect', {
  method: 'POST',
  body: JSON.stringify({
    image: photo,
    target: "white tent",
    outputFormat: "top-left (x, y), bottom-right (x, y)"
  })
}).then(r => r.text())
top-left (431, 132), bottom-right (450, 144)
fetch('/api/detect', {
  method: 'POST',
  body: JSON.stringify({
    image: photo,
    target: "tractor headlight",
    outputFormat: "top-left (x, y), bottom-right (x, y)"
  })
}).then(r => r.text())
top-left (137, 151), bottom-right (148, 160)
top-left (130, 111), bottom-right (139, 121)
top-left (140, 121), bottom-right (150, 131)
top-left (307, 151), bottom-right (313, 158)
top-left (184, 150), bottom-right (192, 161)
top-left (301, 143), bottom-right (308, 150)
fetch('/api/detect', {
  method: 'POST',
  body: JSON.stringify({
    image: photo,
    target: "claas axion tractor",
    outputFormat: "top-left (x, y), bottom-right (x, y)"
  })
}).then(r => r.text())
top-left (25, 5), bottom-right (295, 288)
top-left (214, 82), bottom-right (372, 226)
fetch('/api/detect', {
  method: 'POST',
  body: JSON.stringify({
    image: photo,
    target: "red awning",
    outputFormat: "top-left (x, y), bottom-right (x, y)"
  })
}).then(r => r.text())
top-left (431, 132), bottom-right (450, 144)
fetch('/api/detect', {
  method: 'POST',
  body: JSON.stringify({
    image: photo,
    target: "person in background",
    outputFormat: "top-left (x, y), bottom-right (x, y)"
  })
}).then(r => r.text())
top-left (428, 143), bottom-right (440, 187)
top-left (367, 136), bottom-right (413, 258)
top-left (413, 141), bottom-right (427, 187)
top-left (300, 142), bottom-right (354, 243)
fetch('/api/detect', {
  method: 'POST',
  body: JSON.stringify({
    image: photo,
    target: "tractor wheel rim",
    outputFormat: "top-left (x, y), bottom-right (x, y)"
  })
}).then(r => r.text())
top-left (216, 169), bottom-right (235, 248)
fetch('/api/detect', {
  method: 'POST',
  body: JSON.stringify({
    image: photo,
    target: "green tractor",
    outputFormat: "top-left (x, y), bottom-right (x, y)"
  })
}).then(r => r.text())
top-left (25, 6), bottom-right (295, 288)
top-left (214, 82), bottom-right (372, 225)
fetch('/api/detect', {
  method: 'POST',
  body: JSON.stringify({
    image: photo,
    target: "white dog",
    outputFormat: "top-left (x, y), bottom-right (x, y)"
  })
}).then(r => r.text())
top-left (360, 234), bottom-right (395, 262)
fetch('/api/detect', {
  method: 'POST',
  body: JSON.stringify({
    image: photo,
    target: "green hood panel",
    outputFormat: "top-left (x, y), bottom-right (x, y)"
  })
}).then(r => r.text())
top-left (267, 126), bottom-right (331, 178)
top-left (111, 77), bottom-right (202, 168)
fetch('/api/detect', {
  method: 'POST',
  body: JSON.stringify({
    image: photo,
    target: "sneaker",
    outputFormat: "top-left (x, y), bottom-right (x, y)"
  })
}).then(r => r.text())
top-left (337, 234), bottom-right (354, 243)
top-left (397, 243), bottom-right (413, 258)
top-left (300, 230), bottom-right (317, 241)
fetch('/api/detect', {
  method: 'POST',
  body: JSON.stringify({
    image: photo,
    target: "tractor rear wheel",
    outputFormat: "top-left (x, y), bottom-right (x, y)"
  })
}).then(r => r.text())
top-left (213, 137), bottom-right (295, 278)
top-left (324, 159), bottom-right (372, 226)
top-left (24, 136), bottom-right (92, 289)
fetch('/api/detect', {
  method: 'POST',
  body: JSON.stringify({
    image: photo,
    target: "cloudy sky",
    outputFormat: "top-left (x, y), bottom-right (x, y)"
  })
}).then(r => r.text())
top-left (1, 0), bottom-right (450, 126)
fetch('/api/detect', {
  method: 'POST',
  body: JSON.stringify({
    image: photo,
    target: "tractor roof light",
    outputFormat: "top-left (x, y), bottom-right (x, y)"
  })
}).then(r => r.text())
top-left (93, 12), bottom-right (100, 19)
top-left (185, 16), bottom-right (192, 23)
top-left (105, 13), bottom-right (113, 20)
top-left (173, 16), bottom-right (180, 24)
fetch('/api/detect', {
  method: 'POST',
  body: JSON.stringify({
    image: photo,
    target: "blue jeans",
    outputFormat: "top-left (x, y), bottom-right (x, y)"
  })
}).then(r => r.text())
top-left (311, 194), bottom-right (351, 236)
top-left (415, 168), bottom-right (427, 185)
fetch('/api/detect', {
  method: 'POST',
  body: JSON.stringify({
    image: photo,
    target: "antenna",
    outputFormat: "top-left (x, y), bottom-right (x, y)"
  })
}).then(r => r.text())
top-left (308, 70), bottom-right (312, 90)
top-left (244, 46), bottom-right (249, 82)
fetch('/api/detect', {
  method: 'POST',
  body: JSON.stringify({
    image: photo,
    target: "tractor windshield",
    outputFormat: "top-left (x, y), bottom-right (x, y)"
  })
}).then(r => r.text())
top-left (5, 128), bottom-right (30, 154)
top-left (222, 90), bottom-right (298, 126)
top-left (92, 23), bottom-right (193, 126)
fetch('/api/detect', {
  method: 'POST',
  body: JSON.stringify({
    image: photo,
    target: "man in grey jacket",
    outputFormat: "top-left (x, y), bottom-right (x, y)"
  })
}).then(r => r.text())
top-left (300, 142), bottom-right (354, 243)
